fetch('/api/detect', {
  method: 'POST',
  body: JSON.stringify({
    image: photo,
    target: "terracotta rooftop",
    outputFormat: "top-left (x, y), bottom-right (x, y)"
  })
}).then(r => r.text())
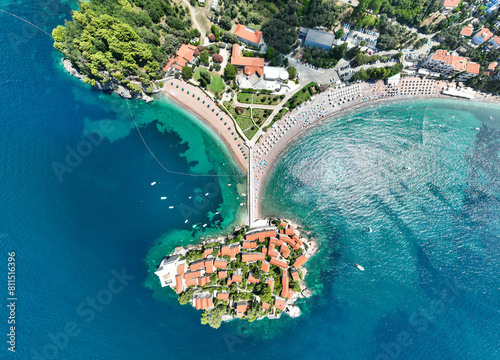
top-left (234, 24), bottom-right (263, 45)
top-left (163, 44), bottom-right (198, 72)
top-left (267, 244), bottom-right (280, 258)
top-left (270, 258), bottom-right (288, 269)
top-left (490, 35), bottom-right (500, 46)
top-left (202, 248), bottom-right (213, 257)
top-left (274, 298), bottom-right (286, 311)
top-left (290, 269), bottom-right (299, 281)
top-left (466, 62), bottom-right (480, 74)
top-left (475, 27), bottom-right (493, 42)
top-left (262, 302), bottom-right (270, 310)
top-left (293, 254), bottom-right (308, 269)
top-left (185, 278), bottom-right (197, 287)
top-left (218, 270), bottom-right (227, 279)
top-left (242, 252), bottom-right (266, 262)
top-left (452, 56), bottom-right (467, 72)
top-left (177, 263), bottom-right (185, 275)
top-left (232, 274), bottom-right (243, 283)
top-left (185, 270), bottom-right (203, 281)
top-left (213, 259), bottom-right (227, 269)
top-left (246, 230), bottom-right (277, 242)
top-left (248, 273), bottom-right (260, 283)
top-left (175, 274), bottom-right (183, 294)
top-left (460, 26), bottom-right (473, 37)
top-left (217, 292), bottom-right (229, 301)
top-left (242, 240), bottom-right (258, 249)
top-left (270, 237), bottom-right (283, 246)
top-left (281, 274), bottom-right (289, 298)
top-left (261, 261), bottom-right (270, 272)
top-left (220, 245), bottom-right (240, 258)
top-left (236, 301), bottom-right (249, 314)
top-left (488, 62), bottom-right (497, 70)
top-left (195, 297), bottom-right (213, 310)
top-left (190, 260), bottom-right (205, 271)
top-left (442, 0), bottom-right (460, 8)
top-left (231, 44), bottom-right (264, 77)
top-left (266, 278), bottom-right (275, 291)
top-left (205, 259), bottom-right (214, 274)
top-left (280, 245), bottom-right (291, 258)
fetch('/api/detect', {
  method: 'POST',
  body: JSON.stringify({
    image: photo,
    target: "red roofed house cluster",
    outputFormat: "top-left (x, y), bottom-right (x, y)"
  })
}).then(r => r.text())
top-left (155, 219), bottom-right (314, 326)
top-left (163, 44), bottom-right (198, 72)
top-left (230, 44), bottom-right (265, 77)
top-left (420, 50), bottom-right (480, 82)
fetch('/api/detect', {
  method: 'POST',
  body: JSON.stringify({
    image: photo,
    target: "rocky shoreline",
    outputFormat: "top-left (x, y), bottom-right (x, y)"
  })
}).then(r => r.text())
top-left (62, 58), bottom-right (160, 102)
top-left (154, 218), bottom-right (318, 328)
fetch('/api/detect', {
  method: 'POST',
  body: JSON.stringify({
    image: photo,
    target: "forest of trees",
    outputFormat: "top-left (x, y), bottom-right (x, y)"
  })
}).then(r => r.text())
top-left (52, 0), bottom-right (195, 93)
top-left (261, 0), bottom-right (300, 54)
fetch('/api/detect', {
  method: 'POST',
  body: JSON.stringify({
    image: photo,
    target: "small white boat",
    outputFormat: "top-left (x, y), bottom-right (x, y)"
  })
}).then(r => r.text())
top-left (160, 197), bottom-right (167, 200)
top-left (203, 224), bottom-right (207, 227)
top-left (215, 212), bottom-right (219, 215)
top-left (151, 182), bottom-right (156, 186)
top-left (239, 203), bottom-right (244, 206)
top-left (192, 225), bottom-right (196, 228)
top-left (368, 227), bottom-right (373, 233)
top-left (241, 193), bottom-right (246, 196)
top-left (475, 127), bottom-right (480, 130)
top-left (354, 264), bottom-right (365, 271)
top-left (227, 184), bottom-right (232, 186)
top-left (188, 196), bottom-right (192, 199)
top-left (184, 220), bottom-right (188, 223)
top-left (205, 193), bottom-right (209, 196)
top-left (169, 206), bottom-right (174, 209)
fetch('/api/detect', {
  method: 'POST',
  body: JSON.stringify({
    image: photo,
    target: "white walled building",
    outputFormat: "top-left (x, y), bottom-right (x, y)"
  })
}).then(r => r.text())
top-left (155, 254), bottom-right (185, 288)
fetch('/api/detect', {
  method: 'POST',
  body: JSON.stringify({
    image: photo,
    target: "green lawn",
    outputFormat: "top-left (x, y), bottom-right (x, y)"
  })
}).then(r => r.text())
top-left (237, 92), bottom-right (284, 105)
top-left (285, 82), bottom-right (317, 109)
top-left (252, 108), bottom-right (272, 126)
top-left (194, 67), bottom-right (225, 95)
top-left (223, 102), bottom-right (258, 140)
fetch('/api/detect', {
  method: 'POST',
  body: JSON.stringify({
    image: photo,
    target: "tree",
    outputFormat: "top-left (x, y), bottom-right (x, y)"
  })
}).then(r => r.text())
top-left (265, 46), bottom-right (278, 60)
top-left (290, 281), bottom-right (301, 292)
top-left (224, 63), bottom-right (237, 80)
top-left (199, 70), bottom-right (212, 87)
top-left (255, 284), bottom-right (272, 303)
top-left (212, 53), bottom-right (223, 63)
top-left (335, 28), bottom-right (344, 39)
top-left (222, 32), bottom-right (239, 44)
top-left (287, 66), bottom-right (297, 79)
top-left (199, 50), bottom-right (210, 65)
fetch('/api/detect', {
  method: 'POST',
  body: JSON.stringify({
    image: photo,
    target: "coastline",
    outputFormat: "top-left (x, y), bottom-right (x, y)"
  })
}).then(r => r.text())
top-left (163, 78), bottom-right (248, 172)
top-left (253, 83), bottom-right (500, 219)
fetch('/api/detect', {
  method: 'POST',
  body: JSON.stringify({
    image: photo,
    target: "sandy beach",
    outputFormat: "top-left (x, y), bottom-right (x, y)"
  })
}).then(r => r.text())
top-left (252, 77), bottom-right (500, 219)
top-left (164, 78), bottom-right (248, 172)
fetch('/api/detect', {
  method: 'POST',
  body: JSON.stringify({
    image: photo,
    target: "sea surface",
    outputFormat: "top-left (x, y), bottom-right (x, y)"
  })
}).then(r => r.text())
top-left (0, 1), bottom-right (498, 359)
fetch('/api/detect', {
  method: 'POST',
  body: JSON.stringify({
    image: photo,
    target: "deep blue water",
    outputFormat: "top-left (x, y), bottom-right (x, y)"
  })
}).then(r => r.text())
top-left (0, 1), bottom-right (499, 360)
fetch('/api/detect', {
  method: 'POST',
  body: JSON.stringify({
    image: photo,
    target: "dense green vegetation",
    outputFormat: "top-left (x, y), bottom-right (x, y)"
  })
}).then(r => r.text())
top-left (352, 63), bottom-right (403, 81)
top-left (302, 43), bottom-right (348, 69)
top-left (261, 1), bottom-right (299, 54)
top-left (285, 82), bottom-right (318, 109)
top-left (52, 0), bottom-right (196, 93)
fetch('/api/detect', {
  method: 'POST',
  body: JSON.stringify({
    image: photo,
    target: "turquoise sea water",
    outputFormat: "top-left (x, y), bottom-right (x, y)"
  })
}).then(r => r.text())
top-left (0, 1), bottom-right (499, 359)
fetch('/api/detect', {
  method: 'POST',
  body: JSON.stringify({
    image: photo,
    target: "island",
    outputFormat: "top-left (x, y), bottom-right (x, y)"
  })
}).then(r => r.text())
top-left (154, 219), bottom-right (317, 328)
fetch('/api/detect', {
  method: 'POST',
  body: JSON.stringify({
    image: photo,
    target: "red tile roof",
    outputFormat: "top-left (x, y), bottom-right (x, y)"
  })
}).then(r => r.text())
top-left (293, 254), bottom-right (308, 269)
top-left (290, 269), bottom-right (299, 281)
top-left (262, 302), bottom-right (270, 310)
top-left (248, 274), bottom-right (260, 283)
top-left (177, 263), bottom-right (185, 275)
top-left (270, 258), bottom-right (288, 269)
top-left (261, 247), bottom-right (267, 254)
top-left (203, 248), bottom-right (213, 257)
top-left (246, 230), bottom-right (277, 242)
top-left (220, 245), bottom-right (240, 258)
top-left (491, 36), bottom-right (500, 46)
top-left (285, 225), bottom-right (294, 236)
top-left (267, 244), bottom-right (280, 258)
top-left (460, 26), bottom-right (473, 37)
top-left (190, 260), bottom-right (205, 271)
top-left (475, 27), bottom-right (493, 42)
top-left (175, 275), bottom-right (183, 294)
top-left (242, 252), bottom-right (266, 262)
top-left (442, 0), bottom-right (460, 8)
top-left (195, 297), bottom-right (213, 310)
top-left (280, 245), bottom-right (291, 258)
top-left (185, 278), bottom-right (197, 287)
top-left (217, 292), bottom-right (229, 301)
top-left (242, 241), bottom-right (258, 249)
top-left (213, 259), bottom-right (227, 269)
top-left (267, 278), bottom-right (275, 291)
top-left (236, 302), bottom-right (249, 314)
top-left (218, 271), bottom-right (227, 279)
top-left (279, 221), bottom-right (287, 228)
top-left (488, 62), bottom-right (497, 70)
top-left (234, 24), bottom-right (263, 45)
top-left (205, 259), bottom-right (214, 274)
top-left (163, 44), bottom-right (198, 71)
top-left (197, 276), bottom-right (208, 287)
top-left (274, 298), bottom-right (286, 310)
top-left (270, 237), bottom-right (283, 246)
top-left (466, 62), bottom-right (480, 75)
top-left (281, 274), bottom-right (289, 298)
top-left (231, 44), bottom-right (264, 77)
top-left (185, 270), bottom-right (203, 281)
top-left (261, 261), bottom-right (270, 272)
top-left (232, 274), bottom-right (243, 283)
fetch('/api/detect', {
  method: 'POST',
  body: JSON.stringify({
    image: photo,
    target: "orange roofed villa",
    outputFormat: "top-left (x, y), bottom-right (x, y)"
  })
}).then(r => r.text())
top-left (154, 218), bottom-right (318, 328)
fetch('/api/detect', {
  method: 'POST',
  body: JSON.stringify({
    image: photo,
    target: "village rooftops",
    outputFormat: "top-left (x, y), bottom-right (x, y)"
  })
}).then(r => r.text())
top-left (460, 26), bottom-right (473, 37)
top-left (441, 0), bottom-right (460, 8)
top-left (234, 24), bottom-right (263, 46)
top-left (465, 62), bottom-right (480, 75)
top-left (242, 252), bottom-right (266, 262)
top-left (274, 297), bottom-right (286, 310)
top-left (213, 258), bottom-right (227, 269)
top-left (231, 44), bottom-right (265, 77)
top-left (293, 254), bottom-right (308, 269)
top-left (163, 44), bottom-right (198, 72)
top-left (245, 230), bottom-right (277, 242)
